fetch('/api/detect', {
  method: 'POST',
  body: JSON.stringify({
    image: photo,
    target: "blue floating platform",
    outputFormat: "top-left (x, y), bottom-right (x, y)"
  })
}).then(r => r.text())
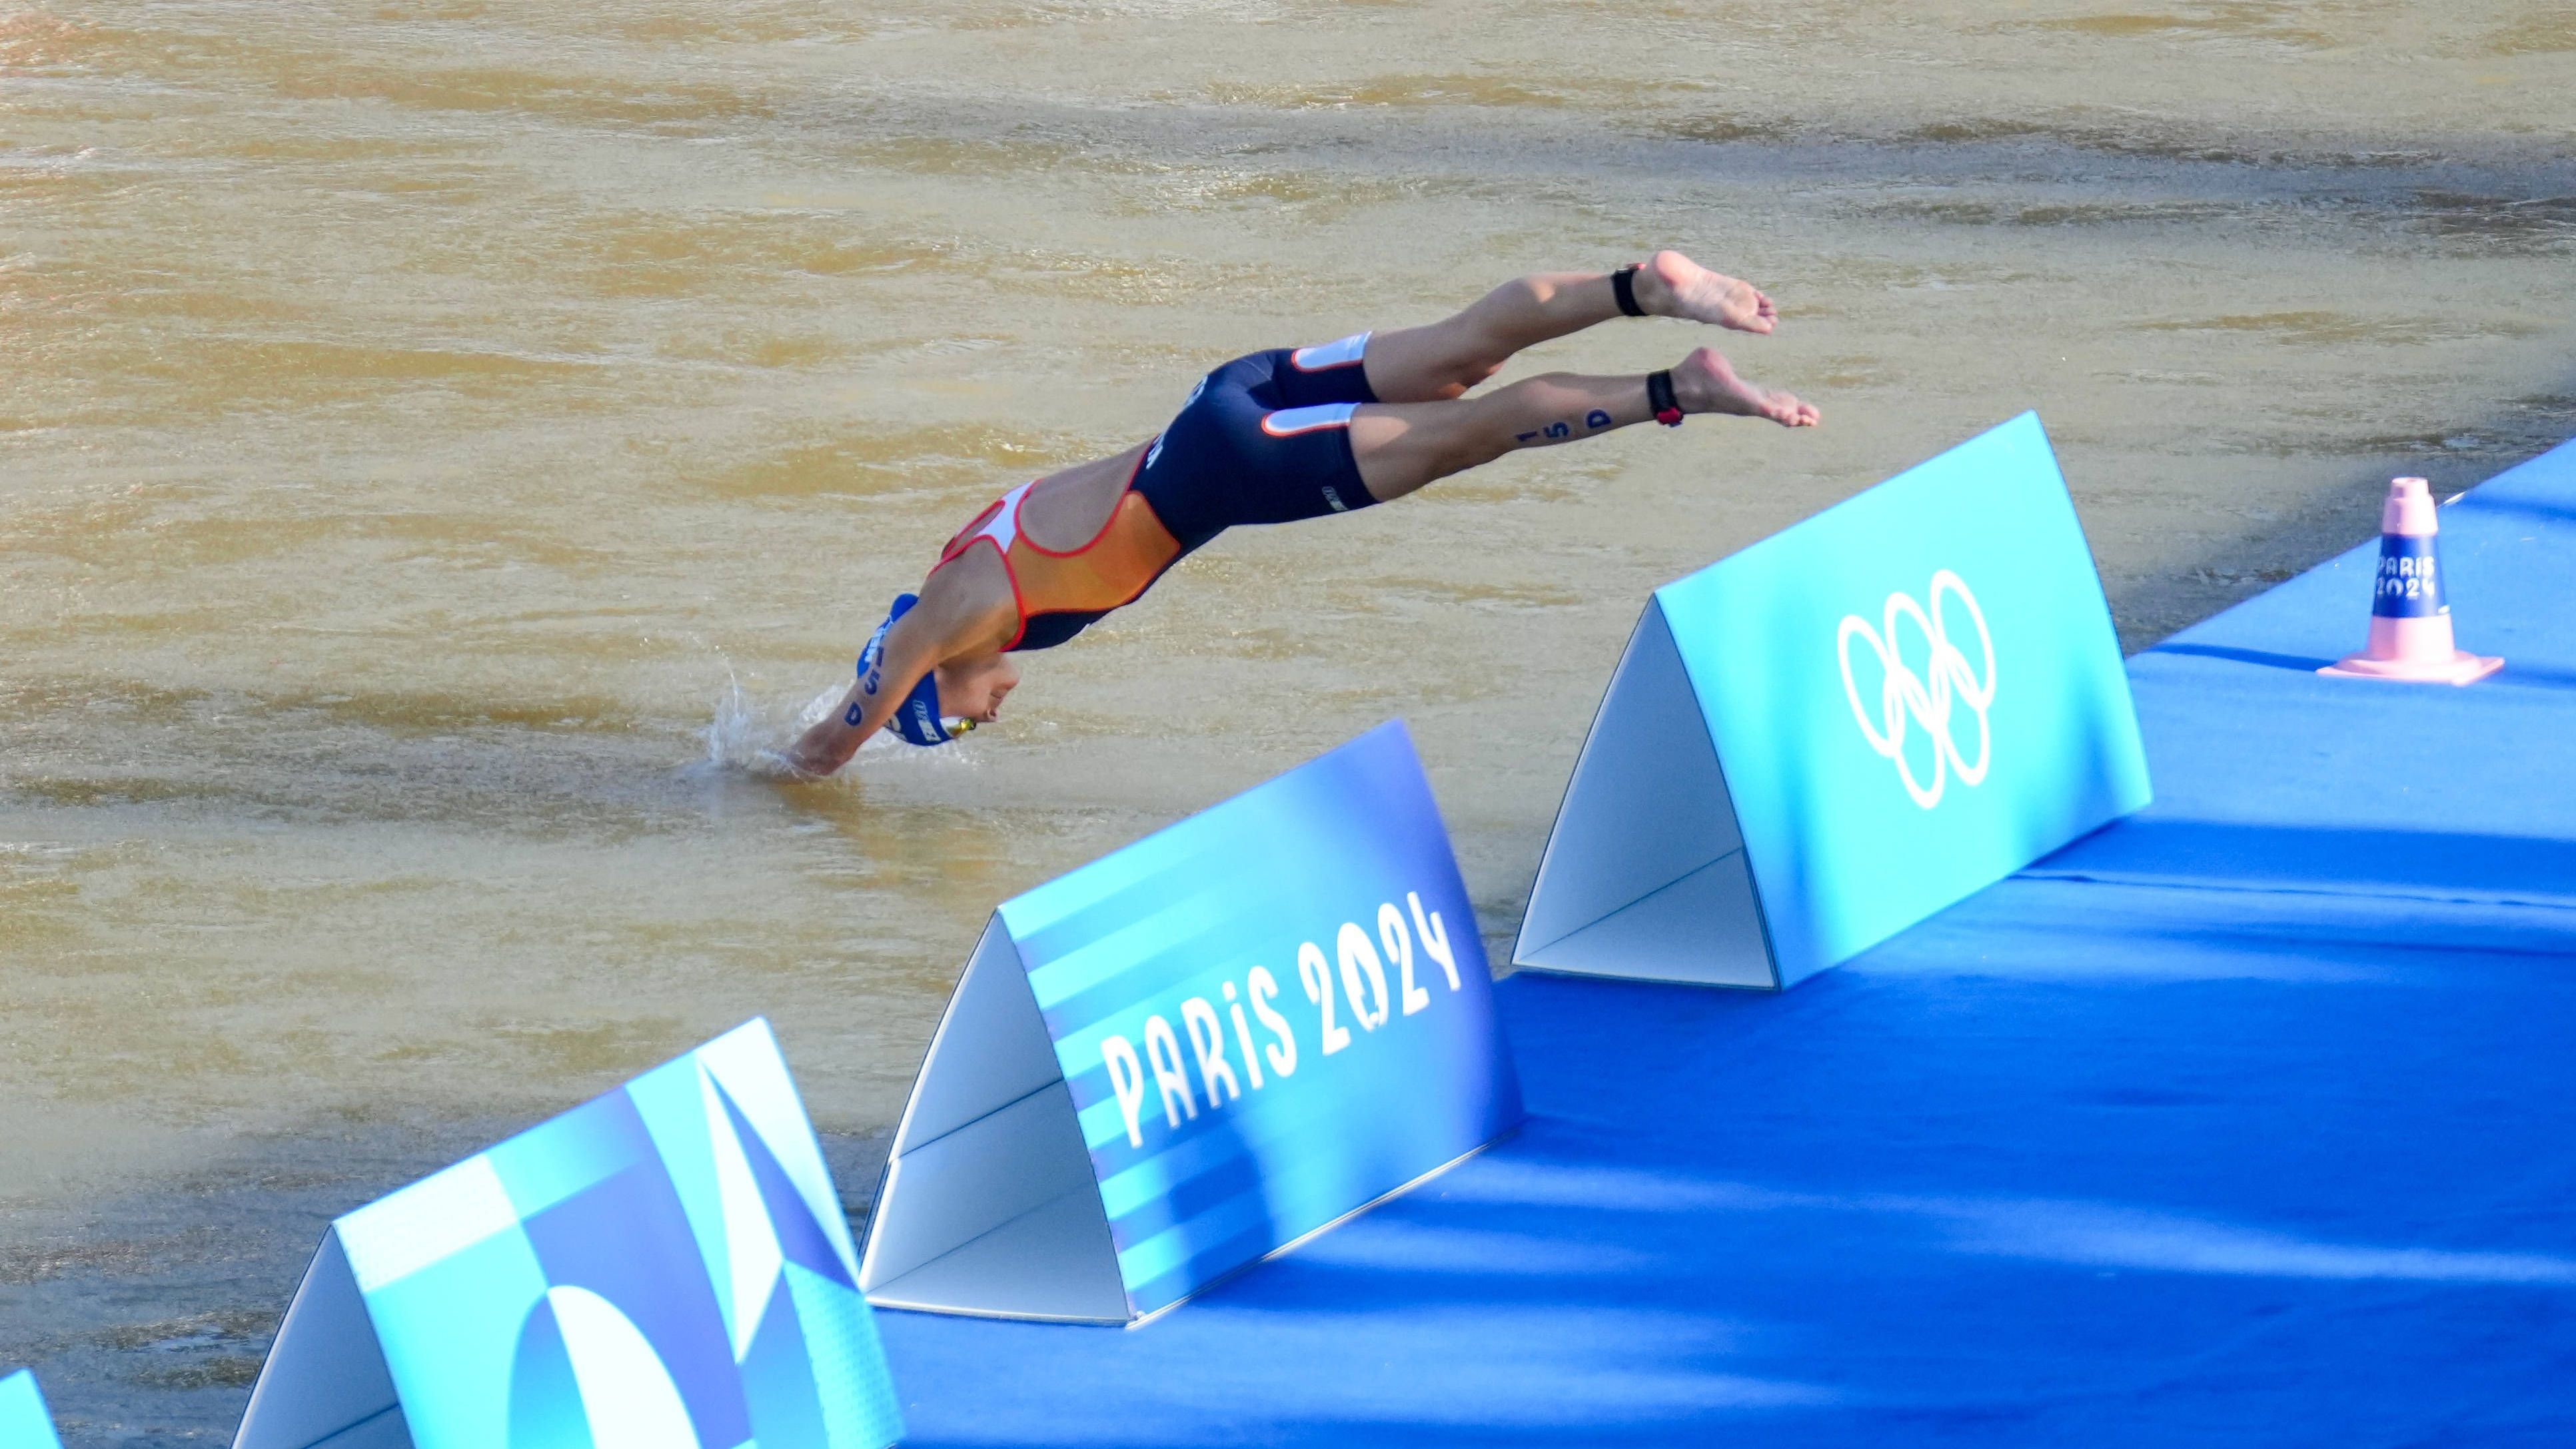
top-left (878, 439), bottom-right (2576, 1446)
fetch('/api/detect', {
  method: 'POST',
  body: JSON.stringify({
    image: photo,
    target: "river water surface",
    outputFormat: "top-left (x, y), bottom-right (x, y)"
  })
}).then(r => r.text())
top-left (5, 1), bottom-right (2574, 1438)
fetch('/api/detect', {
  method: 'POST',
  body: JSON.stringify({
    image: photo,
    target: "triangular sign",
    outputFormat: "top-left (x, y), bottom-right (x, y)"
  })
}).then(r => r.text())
top-left (232, 1233), bottom-right (406, 1449)
top-left (862, 722), bottom-right (1521, 1326)
top-left (1514, 414), bottom-right (2150, 989)
top-left (231, 1020), bottom-right (904, 1449)
top-left (857, 921), bottom-right (1128, 1324)
top-left (1512, 599), bottom-right (1778, 988)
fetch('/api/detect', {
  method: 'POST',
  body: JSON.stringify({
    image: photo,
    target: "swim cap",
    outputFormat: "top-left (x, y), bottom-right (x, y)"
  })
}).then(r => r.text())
top-left (855, 594), bottom-right (955, 747)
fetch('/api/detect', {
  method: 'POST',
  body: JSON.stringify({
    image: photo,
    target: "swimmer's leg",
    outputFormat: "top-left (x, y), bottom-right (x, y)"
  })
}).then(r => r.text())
top-left (1361, 252), bottom-right (1780, 404)
top-left (1348, 346), bottom-right (1818, 502)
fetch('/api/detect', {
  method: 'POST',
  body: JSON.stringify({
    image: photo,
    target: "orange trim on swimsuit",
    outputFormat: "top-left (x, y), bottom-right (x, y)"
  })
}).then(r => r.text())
top-left (934, 448), bottom-right (1182, 650)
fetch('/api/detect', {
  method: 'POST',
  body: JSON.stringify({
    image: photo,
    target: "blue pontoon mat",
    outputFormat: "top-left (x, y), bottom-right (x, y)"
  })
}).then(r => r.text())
top-left (878, 440), bottom-right (2576, 1446)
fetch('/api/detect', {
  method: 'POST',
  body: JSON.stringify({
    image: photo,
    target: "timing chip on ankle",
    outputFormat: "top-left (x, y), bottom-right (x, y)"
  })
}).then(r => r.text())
top-left (1647, 369), bottom-right (1684, 426)
top-left (1611, 264), bottom-right (1647, 318)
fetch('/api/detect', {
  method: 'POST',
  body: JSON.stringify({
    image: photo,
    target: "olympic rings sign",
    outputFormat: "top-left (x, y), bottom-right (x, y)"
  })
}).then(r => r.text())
top-left (1836, 570), bottom-right (1996, 809)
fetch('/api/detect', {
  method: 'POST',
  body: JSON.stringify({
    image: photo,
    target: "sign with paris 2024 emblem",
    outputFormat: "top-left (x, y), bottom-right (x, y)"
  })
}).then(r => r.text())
top-left (860, 720), bottom-right (1523, 1325)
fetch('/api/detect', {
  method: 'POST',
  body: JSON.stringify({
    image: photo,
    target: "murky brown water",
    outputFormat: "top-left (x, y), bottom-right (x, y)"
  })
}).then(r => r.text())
top-left (4, 0), bottom-right (2573, 1438)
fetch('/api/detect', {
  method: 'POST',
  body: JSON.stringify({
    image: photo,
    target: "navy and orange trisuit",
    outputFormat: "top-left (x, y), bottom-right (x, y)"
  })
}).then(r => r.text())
top-left (935, 332), bottom-right (1385, 652)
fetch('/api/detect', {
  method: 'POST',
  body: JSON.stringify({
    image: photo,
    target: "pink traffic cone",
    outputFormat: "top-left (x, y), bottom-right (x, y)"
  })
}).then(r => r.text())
top-left (2318, 477), bottom-right (2502, 685)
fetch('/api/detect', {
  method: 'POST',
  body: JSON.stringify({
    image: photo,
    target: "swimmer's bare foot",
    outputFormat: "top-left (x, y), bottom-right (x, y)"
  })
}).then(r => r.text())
top-left (1672, 346), bottom-right (1819, 428)
top-left (1630, 250), bottom-right (1778, 334)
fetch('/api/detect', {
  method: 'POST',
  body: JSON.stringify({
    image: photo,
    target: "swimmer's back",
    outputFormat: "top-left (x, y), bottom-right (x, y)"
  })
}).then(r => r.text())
top-left (926, 335), bottom-right (1385, 651)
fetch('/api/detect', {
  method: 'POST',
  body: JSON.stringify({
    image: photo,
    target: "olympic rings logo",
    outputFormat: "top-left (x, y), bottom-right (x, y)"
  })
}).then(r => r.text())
top-left (1836, 570), bottom-right (1996, 810)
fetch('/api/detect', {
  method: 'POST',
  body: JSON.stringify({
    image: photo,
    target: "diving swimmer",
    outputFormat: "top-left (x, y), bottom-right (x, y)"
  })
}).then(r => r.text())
top-left (784, 250), bottom-right (1820, 776)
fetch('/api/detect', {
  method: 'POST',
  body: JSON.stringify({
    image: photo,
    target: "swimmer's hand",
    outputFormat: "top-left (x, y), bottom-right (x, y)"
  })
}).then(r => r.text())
top-left (785, 706), bottom-right (864, 777)
top-left (778, 670), bottom-right (872, 777)
top-left (774, 740), bottom-right (840, 779)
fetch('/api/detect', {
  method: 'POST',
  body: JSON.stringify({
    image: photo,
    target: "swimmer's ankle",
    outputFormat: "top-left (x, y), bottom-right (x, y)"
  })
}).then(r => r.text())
top-left (1669, 348), bottom-right (1724, 414)
top-left (1626, 251), bottom-right (1684, 318)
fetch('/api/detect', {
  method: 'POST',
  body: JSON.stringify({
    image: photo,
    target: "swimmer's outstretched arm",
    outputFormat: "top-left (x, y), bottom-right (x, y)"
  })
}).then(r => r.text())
top-left (784, 558), bottom-right (1013, 776)
top-left (1348, 345), bottom-right (1816, 503)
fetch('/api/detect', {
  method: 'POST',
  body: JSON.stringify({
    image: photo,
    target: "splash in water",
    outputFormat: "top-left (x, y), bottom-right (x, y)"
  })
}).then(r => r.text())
top-left (697, 666), bottom-right (842, 778)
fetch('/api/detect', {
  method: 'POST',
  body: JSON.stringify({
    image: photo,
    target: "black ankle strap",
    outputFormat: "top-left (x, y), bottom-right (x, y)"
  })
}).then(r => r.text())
top-left (1646, 370), bottom-right (1683, 426)
top-left (1611, 264), bottom-right (1646, 317)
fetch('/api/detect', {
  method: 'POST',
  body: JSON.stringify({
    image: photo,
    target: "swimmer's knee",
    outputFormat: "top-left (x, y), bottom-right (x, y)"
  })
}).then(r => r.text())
top-left (1427, 355), bottom-right (1503, 400)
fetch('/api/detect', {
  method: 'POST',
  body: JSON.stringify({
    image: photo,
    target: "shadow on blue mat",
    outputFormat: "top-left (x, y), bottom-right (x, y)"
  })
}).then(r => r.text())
top-left (2150, 642), bottom-right (2576, 692)
top-left (2146, 642), bottom-right (2335, 673)
top-left (2463, 490), bottom-right (2576, 526)
top-left (2034, 818), bottom-right (2576, 907)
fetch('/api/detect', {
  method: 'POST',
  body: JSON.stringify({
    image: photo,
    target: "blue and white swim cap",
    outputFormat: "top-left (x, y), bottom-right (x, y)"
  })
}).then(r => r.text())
top-left (855, 594), bottom-right (955, 747)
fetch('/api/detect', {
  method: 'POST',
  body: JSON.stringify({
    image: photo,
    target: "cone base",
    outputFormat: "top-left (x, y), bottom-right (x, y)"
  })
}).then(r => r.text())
top-left (2317, 650), bottom-right (2503, 686)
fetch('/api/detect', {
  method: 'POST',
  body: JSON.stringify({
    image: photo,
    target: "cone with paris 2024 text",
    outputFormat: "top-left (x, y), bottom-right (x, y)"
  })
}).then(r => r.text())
top-left (2318, 476), bottom-right (2503, 685)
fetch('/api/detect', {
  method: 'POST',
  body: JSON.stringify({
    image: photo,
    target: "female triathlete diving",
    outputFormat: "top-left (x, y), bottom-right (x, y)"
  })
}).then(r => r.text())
top-left (784, 249), bottom-right (1820, 775)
